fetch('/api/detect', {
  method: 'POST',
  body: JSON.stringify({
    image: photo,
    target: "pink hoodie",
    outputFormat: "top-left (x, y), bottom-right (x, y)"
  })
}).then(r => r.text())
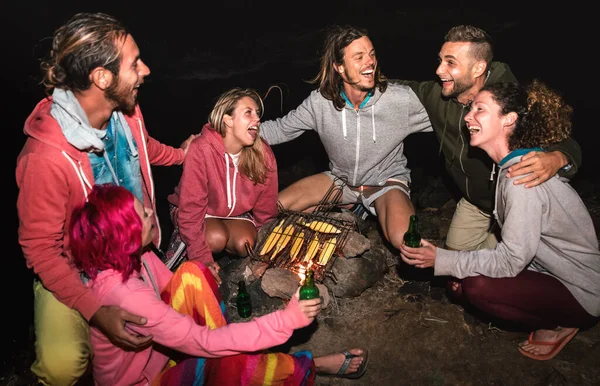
top-left (168, 123), bottom-right (279, 264)
top-left (16, 97), bottom-right (185, 320)
top-left (88, 252), bottom-right (311, 385)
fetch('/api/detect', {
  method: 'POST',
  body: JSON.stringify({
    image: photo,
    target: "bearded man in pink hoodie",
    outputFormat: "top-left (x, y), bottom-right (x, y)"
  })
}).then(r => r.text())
top-left (16, 12), bottom-right (196, 385)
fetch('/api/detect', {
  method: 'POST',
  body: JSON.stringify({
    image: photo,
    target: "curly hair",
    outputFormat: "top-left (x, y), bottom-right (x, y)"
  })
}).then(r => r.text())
top-left (445, 25), bottom-right (493, 68)
top-left (40, 12), bottom-right (129, 95)
top-left (69, 184), bottom-right (142, 282)
top-left (481, 80), bottom-right (572, 150)
top-left (208, 87), bottom-right (272, 184)
top-left (308, 25), bottom-right (387, 110)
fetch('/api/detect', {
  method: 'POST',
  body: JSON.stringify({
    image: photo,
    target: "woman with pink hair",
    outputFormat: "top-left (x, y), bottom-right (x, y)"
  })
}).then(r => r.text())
top-left (69, 183), bottom-right (368, 385)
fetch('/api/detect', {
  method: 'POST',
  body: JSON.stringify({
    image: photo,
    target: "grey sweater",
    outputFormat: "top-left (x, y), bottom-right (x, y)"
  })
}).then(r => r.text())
top-left (260, 84), bottom-right (432, 187)
top-left (435, 152), bottom-right (600, 317)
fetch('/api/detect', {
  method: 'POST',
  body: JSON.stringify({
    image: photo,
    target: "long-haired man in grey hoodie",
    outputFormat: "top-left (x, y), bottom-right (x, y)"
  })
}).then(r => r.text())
top-left (260, 25), bottom-right (432, 253)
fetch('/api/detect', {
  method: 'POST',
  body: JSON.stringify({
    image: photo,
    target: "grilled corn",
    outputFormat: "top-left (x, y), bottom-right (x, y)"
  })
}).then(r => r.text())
top-left (303, 234), bottom-right (320, 263)
top-left (270, 224), bottom-right (295, 260)
top-left (317, 237), bottom-right (337, 265)
top-left (259, 219), bottom-right (285, 256)
top-left (303, 220), bottom-right (341, 234)
top-left (289, 231), bottom-right (305, 261)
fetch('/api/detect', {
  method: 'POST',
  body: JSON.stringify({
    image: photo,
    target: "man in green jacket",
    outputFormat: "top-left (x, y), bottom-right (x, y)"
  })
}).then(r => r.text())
top-left (396, 25), bottom-right (581, 251)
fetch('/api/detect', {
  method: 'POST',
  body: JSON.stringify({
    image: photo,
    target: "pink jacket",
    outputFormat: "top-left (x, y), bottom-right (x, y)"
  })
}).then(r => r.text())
top-left (168, 123), bottom-right (279, 264)
top-left (16, 97), bottom-right (185, 320)
top-left (89, 252), bottom-right (311, 386)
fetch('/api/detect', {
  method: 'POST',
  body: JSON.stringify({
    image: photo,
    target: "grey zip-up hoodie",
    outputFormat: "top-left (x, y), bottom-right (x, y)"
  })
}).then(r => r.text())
top-left (435, 152), bottom-right (600, 317)
top-left (260, 84), bottom-right (432, 187)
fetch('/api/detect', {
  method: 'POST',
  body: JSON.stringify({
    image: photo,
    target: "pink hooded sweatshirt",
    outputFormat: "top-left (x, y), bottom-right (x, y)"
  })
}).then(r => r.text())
top-left (16, 97), bottom-right (185, 320)
top-left (168, 123), bottom-right (279, 264)
top-left (88, 252), bottom-right (311, 385)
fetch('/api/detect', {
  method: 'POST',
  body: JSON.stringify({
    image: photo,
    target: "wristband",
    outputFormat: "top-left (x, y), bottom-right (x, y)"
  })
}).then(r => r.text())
top-left (561, 163), bottom-right (573, 173)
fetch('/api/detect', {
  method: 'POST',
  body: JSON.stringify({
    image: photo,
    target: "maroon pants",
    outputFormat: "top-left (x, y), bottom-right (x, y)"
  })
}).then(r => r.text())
top-left (449, 270), bottom-right (598, 330)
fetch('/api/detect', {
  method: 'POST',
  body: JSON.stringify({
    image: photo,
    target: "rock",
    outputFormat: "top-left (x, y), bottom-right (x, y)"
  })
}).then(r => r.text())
top-left (324, 230), bottom-right (390, 298)
top-left (340, 230), bottom-right (371, 257)
top-left (261, 268), bottom-right (301, 299)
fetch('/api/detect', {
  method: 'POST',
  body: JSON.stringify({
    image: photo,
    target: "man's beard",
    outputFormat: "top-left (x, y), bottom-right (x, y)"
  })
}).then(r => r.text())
top-left (105, 76), bottom-right (137, 115)
top-left (443, 77), bottom-right (473, 100)
top-left (344, 74), bottom-right (374, 92)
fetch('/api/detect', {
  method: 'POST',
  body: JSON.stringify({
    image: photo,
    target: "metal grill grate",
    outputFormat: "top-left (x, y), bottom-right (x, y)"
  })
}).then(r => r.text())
top-left (250, 177), bottom-right (357, 282)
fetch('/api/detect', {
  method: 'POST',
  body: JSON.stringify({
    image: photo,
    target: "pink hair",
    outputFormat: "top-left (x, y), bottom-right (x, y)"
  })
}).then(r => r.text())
top-left (69, 184), bottom-right (142, 281)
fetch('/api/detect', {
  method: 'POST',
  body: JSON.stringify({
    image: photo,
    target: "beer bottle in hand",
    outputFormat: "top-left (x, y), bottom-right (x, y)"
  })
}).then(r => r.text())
top-left (403, 214), bottom-right (422, 248)
top-left (236, 280), bottom-right (252, 318)
top-left (299, 269), bottom-right (320, 300)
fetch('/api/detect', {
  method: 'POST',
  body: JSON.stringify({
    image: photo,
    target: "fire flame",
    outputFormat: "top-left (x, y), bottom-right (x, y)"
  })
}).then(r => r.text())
top-left (297, 261), bottom-right (314, 284)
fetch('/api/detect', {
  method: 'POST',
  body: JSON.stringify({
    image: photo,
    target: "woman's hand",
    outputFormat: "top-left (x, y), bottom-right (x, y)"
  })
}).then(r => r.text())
top-left (294, 289), bottom-right (322, 321)
top-left (399, 239), bottom-right (437, 269)
top-left (206, 261), bottom-right (222, 286)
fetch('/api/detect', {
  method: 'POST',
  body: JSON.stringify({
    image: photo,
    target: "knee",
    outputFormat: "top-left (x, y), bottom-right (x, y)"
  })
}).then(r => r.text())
top-left (387, 231), bottom-right (407, 251)
top-left (177, 260), bottom-right (211, 280)
top-left (232, 237), bottom-right (255, 257)
top-left (205, 230), bottom-right (228, 253)
top-left (179, 260), bottom-right (206, 273)
top-left (461, 276), bottom-right (488, 303)
top-left (33, 341), bottom-right (90, 386)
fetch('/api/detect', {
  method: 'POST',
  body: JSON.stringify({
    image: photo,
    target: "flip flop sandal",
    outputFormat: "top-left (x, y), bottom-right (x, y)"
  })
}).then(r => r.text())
top-left (336, 348), bottom-right (369, 379)
top-left (518, 328), bottom-right (579, 361)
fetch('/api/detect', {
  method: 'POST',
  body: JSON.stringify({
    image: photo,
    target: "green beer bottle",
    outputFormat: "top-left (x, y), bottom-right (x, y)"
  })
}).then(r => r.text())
top-left (403, 214), bottom-right (422, 248)
top-left (236, 280), bottom-right (252, 318)
top-left (299, 269), bottom-right (320, 300)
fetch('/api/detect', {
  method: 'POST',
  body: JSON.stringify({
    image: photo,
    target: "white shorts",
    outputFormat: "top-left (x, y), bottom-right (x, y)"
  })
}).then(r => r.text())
top-left (323, 171), bottom-right (410, 216)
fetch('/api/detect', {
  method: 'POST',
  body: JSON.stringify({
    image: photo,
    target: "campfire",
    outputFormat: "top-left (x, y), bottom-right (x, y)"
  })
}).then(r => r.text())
top-left (250, 178), bottom-right (357, 283)
top-left (228, 177), bottom-right (387, 307)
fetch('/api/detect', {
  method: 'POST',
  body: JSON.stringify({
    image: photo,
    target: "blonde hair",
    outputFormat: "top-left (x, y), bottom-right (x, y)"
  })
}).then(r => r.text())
top-left (208, 88), bottom-right (271, 184)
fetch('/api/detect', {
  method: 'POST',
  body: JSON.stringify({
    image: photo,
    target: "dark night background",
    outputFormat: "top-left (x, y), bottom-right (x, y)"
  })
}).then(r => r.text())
top-left (5, 2), bottom-right (597, 378)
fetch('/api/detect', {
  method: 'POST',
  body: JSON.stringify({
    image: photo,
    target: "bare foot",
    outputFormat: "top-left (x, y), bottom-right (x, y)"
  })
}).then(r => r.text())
top-left (519, 327), bottom-right (577, 356)
top-left (314, 348), bottom-right (364, 375)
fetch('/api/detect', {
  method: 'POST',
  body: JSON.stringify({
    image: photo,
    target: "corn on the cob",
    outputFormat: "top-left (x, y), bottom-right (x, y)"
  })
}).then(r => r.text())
top-left (259, 219), bottom-right (284, 256)
top-left (303, 234), bottom-right (320, 263)
top-left (289, 231), bottom-right (305, 261)
top-left (270, 224), bottom-right (295, 260)
top-left (317, 237), bottom-right (337, 265)
top-left (303, 220), bottom-right (341, 234)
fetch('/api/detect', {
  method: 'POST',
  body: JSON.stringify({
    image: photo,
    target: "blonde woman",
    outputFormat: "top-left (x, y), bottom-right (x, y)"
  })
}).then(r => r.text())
top-left (166, 88), bottom-right (278, 283)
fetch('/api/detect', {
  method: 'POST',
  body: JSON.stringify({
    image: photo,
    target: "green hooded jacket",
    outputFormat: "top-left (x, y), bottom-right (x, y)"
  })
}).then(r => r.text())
top-left (393, 62), bottom-right (581, 213)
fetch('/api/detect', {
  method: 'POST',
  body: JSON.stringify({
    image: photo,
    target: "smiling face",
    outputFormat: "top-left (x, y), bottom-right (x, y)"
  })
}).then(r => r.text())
top-left (336, 36), bottom-right (377, 93)
top-left (222, 96), bottom-right (261, 154)
top-left (464, 90), bottom-right (512, 163)
top-left (105, 34), bottom-right (150, 114)
top-left (436, 42), bottom-right (482, 104)
top-left (133, 196), bottom-right (155, 248)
